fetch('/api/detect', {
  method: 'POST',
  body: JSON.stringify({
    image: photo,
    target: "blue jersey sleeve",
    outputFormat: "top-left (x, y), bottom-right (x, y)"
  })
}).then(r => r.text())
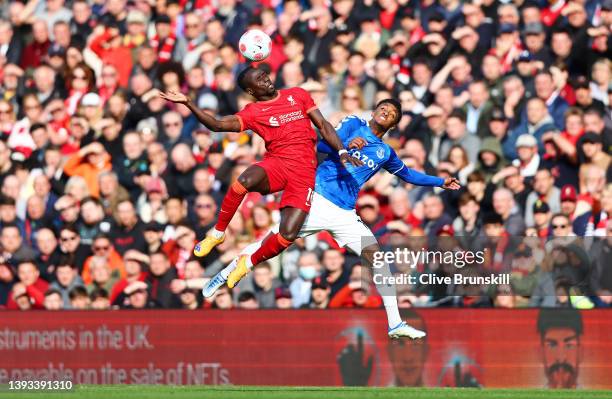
top-left (317, 116), bottom-right (362, 154)
top-left (384, 148), bottom-right (445, 187)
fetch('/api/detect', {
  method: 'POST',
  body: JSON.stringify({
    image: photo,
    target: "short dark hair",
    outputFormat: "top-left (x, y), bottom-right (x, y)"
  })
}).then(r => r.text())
top-left (483, 212), bottom-right (503, 226)
top-left (30, 123), bottom-right (47, 132)
top-left (45, 144), bottom-right (62, 153)
top-left (237, 67), bottom-right (256, 91)
top-left (284, 34), bottom-right (304, 45)
top-left (17, 260), bottom-right (37, 270)
top-left (45, 288), bottom-right (62, 298)
top-left (0, 195), bottom-right (15, 206)
top-left (69, 286), bottom-right (88, 300)
top-left (448, 109), bottom-right (467, 122)
top-left (584, 106), bottom-right (604, 119)
top-left (165, 196), bottom-right (184, 205)
top-left (1, 222), bottom-right (19, 231)
top-left (253, 262), bottom-right (271, 271)
top-left (59, 224), bottom-right (79, 235)
top-left (412, 57), bottom-right (432, 69)
top-left (458, 192), bottom-right (478, 207)
top-left (56, 259), bottom-right (76, 270)
top-left (349, 51), bottom-right (366, 59)
top-left (535, 69), bottom-right (553, 80)
top-left (80, 196), bottom-right (102, 208)
top-left (537, 308), bottom-right (583, 340)
top-left (375, 98), bottom-right (402, 125)
top-left (551, 27), bottom-right (571, 37)
top-left (238, 291), bottom-right (256, 302)
top-left (90, 287), bottom-right (109, 301)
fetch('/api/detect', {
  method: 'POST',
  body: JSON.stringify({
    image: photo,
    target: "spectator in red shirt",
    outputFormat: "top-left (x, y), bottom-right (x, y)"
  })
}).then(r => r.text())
top-left (329, 264), bottom-right (382, 309)
top-left (110, 249), bottom-right (149, 305)
top-left (89, 25), bottom-right (133, 88)
top-left (20, 20), bottom-right (51, 70)
top-left (6, 260), bottom-right (49, 309)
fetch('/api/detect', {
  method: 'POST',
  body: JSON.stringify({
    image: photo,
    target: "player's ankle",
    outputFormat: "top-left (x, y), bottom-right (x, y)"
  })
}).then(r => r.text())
top-left (211, 228), bottom-right (225, 239)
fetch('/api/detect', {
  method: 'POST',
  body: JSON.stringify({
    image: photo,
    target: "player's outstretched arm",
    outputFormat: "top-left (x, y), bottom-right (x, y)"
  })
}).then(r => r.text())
top-left (159, 90), bottom-right (242, 132)
top-left (308, 109), bottom-right (363, 167)
top-left (385, 150), bottom-right (460, 190)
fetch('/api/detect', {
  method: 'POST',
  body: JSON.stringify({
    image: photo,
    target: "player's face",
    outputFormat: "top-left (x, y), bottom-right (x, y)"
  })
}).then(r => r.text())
top-left (542, 328), bottom-right (580, 388)
top-left (372, 103), bottom-right (398, 131)
top-left (246, 69), bottom-right (275, 98)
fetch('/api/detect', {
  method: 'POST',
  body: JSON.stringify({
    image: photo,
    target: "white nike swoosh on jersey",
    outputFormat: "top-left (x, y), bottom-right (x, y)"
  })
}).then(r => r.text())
top-left (262, 107), bottom-right (272, 111)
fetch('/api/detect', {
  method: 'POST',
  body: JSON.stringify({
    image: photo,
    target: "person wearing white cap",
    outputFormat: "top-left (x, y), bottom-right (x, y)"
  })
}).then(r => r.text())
top-left (80, 92), bottom-right (102, 124)
top-left (81, 92), bottom-right (101, 107)
top-left (197, 92), bottom-right (219, 112)
top-left (512, 134), bottom-right (540, 178)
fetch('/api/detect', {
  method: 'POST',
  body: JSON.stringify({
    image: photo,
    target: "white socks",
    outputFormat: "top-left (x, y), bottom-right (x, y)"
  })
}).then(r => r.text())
top-left (241, 241), bottom-right (261, 269)
top-left (374, 261), bottom-right (403, 328)
top-left (382, 295), bottom-right (403, 329)
top-left (211, 228), bottom-right (225, 239)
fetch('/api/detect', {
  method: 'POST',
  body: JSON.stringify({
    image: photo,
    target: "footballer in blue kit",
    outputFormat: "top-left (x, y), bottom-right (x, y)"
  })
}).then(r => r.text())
top-left (204, 99), bottom-right (460, 339)
top-left (315, 114), bottom-right (448, 212)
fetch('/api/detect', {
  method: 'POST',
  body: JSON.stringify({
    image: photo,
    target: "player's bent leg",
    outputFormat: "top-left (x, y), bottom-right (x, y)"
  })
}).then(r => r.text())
top-left (202, 239), bottom-right (266, 297)
top-left (227, 208), bottom-right (308, 288)
top-left (226, 213), bottom-right (320, 290)
top-left (194, 165), bottom-right (270, 258)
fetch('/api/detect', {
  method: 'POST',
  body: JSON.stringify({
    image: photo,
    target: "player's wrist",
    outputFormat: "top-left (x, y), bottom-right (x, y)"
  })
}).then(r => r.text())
top-left (338, 149), bottom-right (348, 156)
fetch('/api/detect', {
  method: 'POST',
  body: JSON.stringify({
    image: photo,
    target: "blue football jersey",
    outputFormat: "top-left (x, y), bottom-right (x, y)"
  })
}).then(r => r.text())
top-left (315, 116), bottom-right (444, 210)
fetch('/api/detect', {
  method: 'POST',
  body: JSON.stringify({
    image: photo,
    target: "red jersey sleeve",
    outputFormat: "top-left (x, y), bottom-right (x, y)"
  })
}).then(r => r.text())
top-left (292, 87), bottom-right (318, 114)
top-left (235, 104), bottom-right (254, 131)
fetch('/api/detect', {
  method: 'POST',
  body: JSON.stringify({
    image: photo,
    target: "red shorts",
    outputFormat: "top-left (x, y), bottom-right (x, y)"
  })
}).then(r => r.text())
top-left (255, 157), bottom-right (316, 213)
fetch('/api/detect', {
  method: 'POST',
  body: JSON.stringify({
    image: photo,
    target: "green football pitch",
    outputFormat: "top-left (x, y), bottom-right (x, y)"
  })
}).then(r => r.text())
top-left (2, 386), bottom-right (612, 399)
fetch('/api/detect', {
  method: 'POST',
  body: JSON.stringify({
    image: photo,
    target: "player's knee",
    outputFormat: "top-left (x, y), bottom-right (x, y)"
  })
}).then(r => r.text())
top-left (362, 244), bottom-right (381, 265)
top-left (237, 175), bottom-right (255, 191)
top-left (278, 228), bottom-right (298, 242)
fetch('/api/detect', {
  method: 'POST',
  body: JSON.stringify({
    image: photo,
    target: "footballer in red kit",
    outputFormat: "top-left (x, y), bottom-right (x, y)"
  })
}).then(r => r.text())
top-left (236, 86), bottom-right (319, 212)
top-left (160, 66), bottom-right (362, 288)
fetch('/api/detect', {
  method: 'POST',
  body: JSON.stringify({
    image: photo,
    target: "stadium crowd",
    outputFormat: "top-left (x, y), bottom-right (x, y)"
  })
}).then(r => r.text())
top-left (0, 0), bottom-right (610, 311)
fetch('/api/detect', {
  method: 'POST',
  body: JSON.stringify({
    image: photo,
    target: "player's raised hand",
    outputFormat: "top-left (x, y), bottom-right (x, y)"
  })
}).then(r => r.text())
top-left (442, 177), bottom-right (461, 190)
top-left (159, 90), bottom-right (189, 105)
top-left (340, 152), bottom-right (364, 167)
top-left (348, 137), bottom-right (367, 150)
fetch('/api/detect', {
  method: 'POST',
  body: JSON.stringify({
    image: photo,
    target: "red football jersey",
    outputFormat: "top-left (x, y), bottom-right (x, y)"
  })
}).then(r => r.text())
top-left (236, 87), bottom-right (318, 167)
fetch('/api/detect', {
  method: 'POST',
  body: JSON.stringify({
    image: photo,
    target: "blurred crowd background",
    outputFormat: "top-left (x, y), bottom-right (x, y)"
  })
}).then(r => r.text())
top-left (0, 0), bottom-right (610, 311)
